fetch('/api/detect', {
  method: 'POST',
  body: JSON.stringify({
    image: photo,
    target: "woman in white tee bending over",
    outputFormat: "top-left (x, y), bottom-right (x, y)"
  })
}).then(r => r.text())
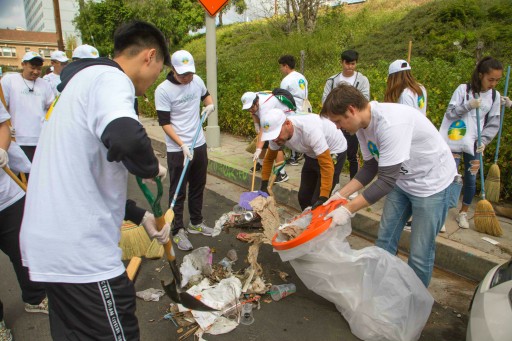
top-left (384, 59), bottom-right (427, 115)
top-left (440, 56), bottom-right (503, 229)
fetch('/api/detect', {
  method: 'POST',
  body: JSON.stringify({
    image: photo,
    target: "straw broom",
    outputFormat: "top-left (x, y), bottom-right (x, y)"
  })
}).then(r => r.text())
top-left (474, 103), bottom-right (503, 236)
top-left (145, 236), bottom-right (164, 259)
top-left (485, 65), bottom-right (510, 203)
top-left (120, 220), bottom-right (152, 261)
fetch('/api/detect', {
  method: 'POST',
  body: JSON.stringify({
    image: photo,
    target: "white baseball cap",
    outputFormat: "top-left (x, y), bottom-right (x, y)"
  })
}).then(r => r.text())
top-left (241, 92), bottom-right (257, 110)
top-left (388, 59), bottom-right (411, 75)
top-left (72, 44), bottom-right (99, 59)
top-left (260, 108), bottom-right (287, 141)
top-left (171, 50), bottom-right (195, 74)
top-left (50, 50), bottom-right (69, 63)
top-left (22, 51), bottom-right (43, 62)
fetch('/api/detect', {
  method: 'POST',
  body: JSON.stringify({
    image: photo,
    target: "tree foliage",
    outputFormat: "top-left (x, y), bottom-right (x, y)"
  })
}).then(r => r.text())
top-left (73, 0), bottom-right (205, 56)
top-left (219, 0), bottom-right (247, 27)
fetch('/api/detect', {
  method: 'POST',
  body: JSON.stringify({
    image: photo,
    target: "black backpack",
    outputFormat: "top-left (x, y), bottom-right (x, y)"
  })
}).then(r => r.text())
top-left (271, 88), bottom-right (297, 111)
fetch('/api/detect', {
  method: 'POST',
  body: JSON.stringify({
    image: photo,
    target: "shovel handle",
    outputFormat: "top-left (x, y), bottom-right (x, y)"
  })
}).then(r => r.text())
top-left (3, 166), bottom-right (27, 191)
top-left (251, 160), bottom-right (257, 191)
top-left (155, 215), bottom-right (176, 262)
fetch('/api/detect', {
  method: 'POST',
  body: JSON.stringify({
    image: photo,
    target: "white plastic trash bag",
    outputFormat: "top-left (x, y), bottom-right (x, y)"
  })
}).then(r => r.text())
top-left (276, 222), bottom-right (433, 341)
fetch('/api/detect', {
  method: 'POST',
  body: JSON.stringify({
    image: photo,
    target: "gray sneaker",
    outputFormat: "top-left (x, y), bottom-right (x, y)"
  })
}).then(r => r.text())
top-left (187, 221), bottom-right (214, 236)
top-left (173, 229), bottom-right (193, 251)
top-left (0, 320), bottom-right (13, 341)
top-left (25, 296), bottom-right (48, 314)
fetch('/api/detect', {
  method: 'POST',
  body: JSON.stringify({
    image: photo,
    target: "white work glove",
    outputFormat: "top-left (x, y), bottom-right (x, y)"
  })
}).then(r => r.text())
top-left (253, 148), bottom-right (262, 162)
top-left (475, 143), bottom-right (485, 154)
top-left (142, 163), bottom-right (167, 184)
top-left (468, 98), bottom-right (481, 109)
top-left (501, 96), bottom-right (512, 108)
top-left (322, 191), bottom-right (346, 206)
top-left (181, 144), bottom-right (193, 163)
top-left (203, 104), bottom-right (215, 118)
top-left (324, 205), bottom-right (355, 229)
top-left (0, 148), bottom-right (8, 168)
top-left (141, 212), bottom-right (170, 244)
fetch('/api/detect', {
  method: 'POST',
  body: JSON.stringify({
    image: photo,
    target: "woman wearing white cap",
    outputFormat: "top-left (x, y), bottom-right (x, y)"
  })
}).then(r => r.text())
top-left (155, 50), bottom-right (215, 251)
top-left (385, 59), bottom-right (427, 115)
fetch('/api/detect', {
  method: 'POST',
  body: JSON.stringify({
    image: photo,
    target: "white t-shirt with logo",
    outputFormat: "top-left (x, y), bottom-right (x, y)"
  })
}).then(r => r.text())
top-left (43, 72), bottom-right (61, 96)
top-left (256, 93), bottom-right (293, 121)
top-left (280, 71), bottom-right (308, 109)
top-left (398, 86), bottom-right (427, 115)
top-left (20, 65), bottom-right (136, 283)
top-left (269, 114), bottom-right (347, 158)
top-left (155, 75), bottom-right (207, 152)
top-left (1, 73), bottom-right (54, 146)
top-left (357, 102), bottom-right (456, 197)
top-left (0, 108), bottom-right (24, 211)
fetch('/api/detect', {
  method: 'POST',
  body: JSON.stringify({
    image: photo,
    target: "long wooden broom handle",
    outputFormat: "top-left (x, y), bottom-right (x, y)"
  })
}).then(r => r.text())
top-left (155, 215), bottom-right (176, 262)
top-left (251, 160), bottom-right (257, 191)
top-left (3, 166), bottom-right (26, 191)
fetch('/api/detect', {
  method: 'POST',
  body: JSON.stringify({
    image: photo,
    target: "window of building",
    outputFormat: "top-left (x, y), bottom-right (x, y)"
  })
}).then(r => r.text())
top-left (39, 48), bottom-right (54, 58)
top-left (25, 47), bottom-right (31, 52)
top-left (0, 47), bottom-right (17, 57)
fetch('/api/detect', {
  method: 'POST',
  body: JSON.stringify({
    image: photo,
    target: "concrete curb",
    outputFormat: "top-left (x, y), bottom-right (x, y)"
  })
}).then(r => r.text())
top-left (149, 137), bottom-right (502, 281)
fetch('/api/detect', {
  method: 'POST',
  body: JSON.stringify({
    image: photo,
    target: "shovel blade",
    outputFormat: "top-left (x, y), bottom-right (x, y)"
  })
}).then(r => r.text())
top-left (161, 280), bottom-right (218, 312)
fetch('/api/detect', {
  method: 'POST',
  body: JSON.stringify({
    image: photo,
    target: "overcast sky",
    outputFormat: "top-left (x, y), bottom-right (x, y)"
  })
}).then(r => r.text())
top-left (0, 0), bottom-right (26, 29)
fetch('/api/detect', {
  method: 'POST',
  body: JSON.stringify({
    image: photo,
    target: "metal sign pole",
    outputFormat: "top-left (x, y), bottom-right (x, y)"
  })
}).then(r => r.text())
top-left (205, 13), bottom-right (220, 148)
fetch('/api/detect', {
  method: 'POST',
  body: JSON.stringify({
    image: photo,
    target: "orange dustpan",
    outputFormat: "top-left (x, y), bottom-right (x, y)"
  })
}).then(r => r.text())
top-left (272, 199), bottom-right (347, 251)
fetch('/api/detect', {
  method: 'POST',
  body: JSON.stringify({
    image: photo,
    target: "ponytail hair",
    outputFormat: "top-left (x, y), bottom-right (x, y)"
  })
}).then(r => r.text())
top-left (470, 56), bottom-right (503, 94)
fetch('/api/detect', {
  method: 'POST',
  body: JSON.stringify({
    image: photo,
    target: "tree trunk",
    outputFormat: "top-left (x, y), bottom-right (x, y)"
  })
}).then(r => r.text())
top-left (219, 11), bottom-right (224, 26)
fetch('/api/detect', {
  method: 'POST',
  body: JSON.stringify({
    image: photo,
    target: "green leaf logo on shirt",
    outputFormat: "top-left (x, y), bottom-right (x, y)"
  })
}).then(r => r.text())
top-left (368, 141), bottom-right (379, 159)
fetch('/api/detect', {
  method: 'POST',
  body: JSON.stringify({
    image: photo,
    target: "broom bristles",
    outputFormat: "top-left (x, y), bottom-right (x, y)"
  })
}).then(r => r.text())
top-left (120, 221), bottom-right (151, 261)
top-left (474, 199), bottom-right (503, 237)
top-left (484, 164), bottom-right (501, 203)
top-left (245, 136), bottom-right (257, 154)
top-left (145, 239), bottom-right (164, 259)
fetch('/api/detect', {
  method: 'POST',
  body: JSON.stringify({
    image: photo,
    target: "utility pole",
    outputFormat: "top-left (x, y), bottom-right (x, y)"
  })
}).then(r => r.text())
top-left (53, 0), bottom-right (65, 51)
top-left (275, 0), bottom-right (278, 16)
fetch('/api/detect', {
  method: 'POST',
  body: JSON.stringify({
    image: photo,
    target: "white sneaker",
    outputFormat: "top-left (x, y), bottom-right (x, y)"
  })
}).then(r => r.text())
top-left (24, 296), bottom-right (48, 314)
top-left (440, 224), bottom-right (446, 233)
top-left (403, 220), bottom-right (412, 231)
top-left (173, 229), bottom-right (193, 251)
top-left (456, 212), bottom-right (470, 229)
top-left (348, 191), bottom-right (358, 200)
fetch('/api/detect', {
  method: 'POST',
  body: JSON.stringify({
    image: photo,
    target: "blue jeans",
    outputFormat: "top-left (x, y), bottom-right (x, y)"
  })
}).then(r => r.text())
top-left (453, 152), bottom-right (478, 206)
top-left (376, 185), bottom-right (450, 287)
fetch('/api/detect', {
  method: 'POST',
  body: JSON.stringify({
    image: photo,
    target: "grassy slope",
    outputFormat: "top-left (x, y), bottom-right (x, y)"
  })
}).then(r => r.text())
top-left (140, 0), bottom-right (512, 197)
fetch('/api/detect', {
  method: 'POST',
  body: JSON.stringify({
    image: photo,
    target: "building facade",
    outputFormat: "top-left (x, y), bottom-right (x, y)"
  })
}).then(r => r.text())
top-left (0, 29), bottom-right (58, 68)
top-left (23, 0), bottom-right (81, 45)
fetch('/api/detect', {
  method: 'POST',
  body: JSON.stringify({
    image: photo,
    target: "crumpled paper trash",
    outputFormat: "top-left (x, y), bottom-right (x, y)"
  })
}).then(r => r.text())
top-left (180, 246), bottom-right (213, 287)
top-left (136, 288), bottom-right (165, 302)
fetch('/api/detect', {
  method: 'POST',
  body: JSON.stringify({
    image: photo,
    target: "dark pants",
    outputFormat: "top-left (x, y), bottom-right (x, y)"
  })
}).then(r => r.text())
top-left (46, 273), bottom-right (139, 341)
top-left (298, 152), bottom-right (347, 210)
top-left (343, 131), bottom-right (359, 179)
top-left (0, 197), bottom-right (46, 313)
top-left (20, 145), bottom-right (36, 163)
top-left (167, 143), bottom-right (208, 235)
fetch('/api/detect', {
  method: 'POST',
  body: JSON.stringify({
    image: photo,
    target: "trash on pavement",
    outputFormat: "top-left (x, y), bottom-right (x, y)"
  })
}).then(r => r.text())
top-left (272, 209), bottom-right (434, 341)
top-left (269, 283), bottom-right (296, 301)
top-left (180, 246), bottom-right (213, 287)
top-left (135, 288), bottom-right (165, 302)
top-left (240, 303), bottom-right (255, 325)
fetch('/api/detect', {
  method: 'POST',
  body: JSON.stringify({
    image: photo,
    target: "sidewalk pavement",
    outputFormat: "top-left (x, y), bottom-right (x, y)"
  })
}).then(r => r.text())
top-left (140, 116), bottom-right (512, 282)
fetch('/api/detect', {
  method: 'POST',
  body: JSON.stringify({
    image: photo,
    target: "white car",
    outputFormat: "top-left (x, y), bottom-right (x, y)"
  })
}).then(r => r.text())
top-left (467, 259), bottom-right (512, 341)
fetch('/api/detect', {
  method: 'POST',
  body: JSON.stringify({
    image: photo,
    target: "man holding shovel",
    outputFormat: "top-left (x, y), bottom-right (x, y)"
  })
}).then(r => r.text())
top-left (258, 109), bottom-right (347, 210)
top-left (321, 84), bottom-right (457, 287)
top-left (20, 21), bottom-right (170, 340)
top-left (155, 50), bottom-right (215, 251)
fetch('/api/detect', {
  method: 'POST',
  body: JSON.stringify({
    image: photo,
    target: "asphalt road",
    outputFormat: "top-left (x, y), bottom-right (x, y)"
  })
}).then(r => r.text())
top-left (1, 173), bottom-right (469, 340)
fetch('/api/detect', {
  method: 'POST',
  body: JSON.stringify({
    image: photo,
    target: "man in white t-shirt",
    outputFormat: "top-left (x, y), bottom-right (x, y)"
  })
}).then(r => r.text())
top-left (43, 50), bottom-right (68, 96)
top-left (322, 50), bottom-right (370, 200)
top-left (259, 109), bottom-right (347, 210)
top-left (155, 50), bottom-right (215, 252)
top-left (1, 51), bottom-right (54, 162)
top-left (0, 106), bottom-right (48, 338)
top-left (20, 21), bottom-right (170, 339)
top-left (278, 55), bottom-right (309, 111)
top-left (321, 84), bottom-right (456, 287)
